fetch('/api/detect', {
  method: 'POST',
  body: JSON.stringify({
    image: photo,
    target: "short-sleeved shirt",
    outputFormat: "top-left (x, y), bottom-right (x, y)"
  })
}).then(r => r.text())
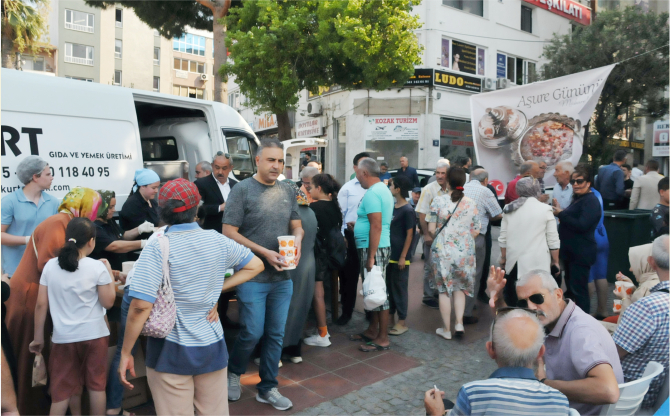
top-left (90, 219), bottom-right (127, 271)
top-left (613, 281), bottom-right (669, 409)
top-left (544, 300), bottom-right (624, 415)
top-left (651, 203), bottom-right (669, 239)
top-left (463, 180), bottom-right (502, 233)
top-left (40, 257), bottom-right (112, 343)
top-left (552, 183), bottom-right (573, 209)
top-left (451, 367), bottom-right (569, 416)
top-left (222, 177), bottom-right (300, 283)
top-left (1, 189), bottom-right (59, 276)
top-left (390, 204), bottom-right (415, 262)
top-left (354, 182), bottom-right (394, 249)
top-left (129, 222), bottom-right (253, 375)
top-left (415, 180), bottom-right (449, 216)
top-left (338, 178), bottom-right (366, 233)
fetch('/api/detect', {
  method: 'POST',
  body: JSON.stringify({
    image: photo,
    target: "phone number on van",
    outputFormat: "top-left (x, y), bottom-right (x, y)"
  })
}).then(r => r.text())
top-left (2, 166), bottom-right (110, 178)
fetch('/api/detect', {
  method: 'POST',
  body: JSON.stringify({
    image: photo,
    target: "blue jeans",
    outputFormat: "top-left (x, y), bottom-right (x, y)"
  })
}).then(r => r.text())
top-left (228, 279), bottom-right (292, 394)
top-left (106, 287), bottom-right (138, 410)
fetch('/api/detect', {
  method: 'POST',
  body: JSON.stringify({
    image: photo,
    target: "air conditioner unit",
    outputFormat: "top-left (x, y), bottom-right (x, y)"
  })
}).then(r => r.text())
top-left (307, 102), bottom-right (323, 117)
top-left (496, 78), bottom-right (510, 90)
top-left (483, 77), bottom-right (496, 91)
top-left (200, 73), bottom-right (211, 81)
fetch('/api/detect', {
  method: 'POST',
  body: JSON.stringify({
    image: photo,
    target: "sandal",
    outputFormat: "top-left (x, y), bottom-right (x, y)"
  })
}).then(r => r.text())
top-left (389, 325), bottom-right (409, 336)
top-left (349, 333), bottom-right (373, 342)
top-left (359, 342), bottom-right (391, 352)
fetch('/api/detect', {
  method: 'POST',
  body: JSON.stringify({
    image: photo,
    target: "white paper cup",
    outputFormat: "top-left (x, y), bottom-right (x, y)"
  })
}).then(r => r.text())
top-left (613, 299), bottom-right (622, 313)
top-left (278, 235), bottom-right (296, 250)
top-left (122, 261), bottom-right (136, 273)
top-left (615, 281), bottom-right (625, 294)
top-left (622, 282), bottom-right (635, 296)
top-left (282, 257), bottom-right (297, 270)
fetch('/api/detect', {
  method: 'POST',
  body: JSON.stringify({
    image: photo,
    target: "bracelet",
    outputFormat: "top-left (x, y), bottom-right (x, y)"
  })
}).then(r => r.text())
top-left (540, 378), bottom-right (547, 384)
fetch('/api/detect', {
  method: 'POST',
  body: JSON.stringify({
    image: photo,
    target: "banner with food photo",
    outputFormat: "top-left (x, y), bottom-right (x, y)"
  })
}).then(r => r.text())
top-left (470, 64), bottom-right (615, 197)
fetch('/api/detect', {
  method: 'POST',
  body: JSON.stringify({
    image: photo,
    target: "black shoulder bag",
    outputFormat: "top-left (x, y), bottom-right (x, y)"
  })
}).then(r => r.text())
top-left (434, 198), bottom-right (463, 239)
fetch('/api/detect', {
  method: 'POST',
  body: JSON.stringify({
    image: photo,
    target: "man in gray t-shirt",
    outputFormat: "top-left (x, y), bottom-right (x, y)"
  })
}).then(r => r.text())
top-left (223, 139), bottom-right (303, 411)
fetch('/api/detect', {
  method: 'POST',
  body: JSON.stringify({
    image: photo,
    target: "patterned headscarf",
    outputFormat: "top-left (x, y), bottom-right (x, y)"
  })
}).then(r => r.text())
top-left (58, 187), bottom-right (103, 221)
top-left (283, 179), bottom-right (309, 206)
top-left (503, 177), bottom-right (541, 214)
top-left (96, 190), bottom-right (116, 219)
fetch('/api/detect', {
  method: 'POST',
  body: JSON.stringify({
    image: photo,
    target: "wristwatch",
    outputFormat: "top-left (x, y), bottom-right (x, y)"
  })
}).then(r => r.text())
top-left (540, 378), bottom-right (547, 384)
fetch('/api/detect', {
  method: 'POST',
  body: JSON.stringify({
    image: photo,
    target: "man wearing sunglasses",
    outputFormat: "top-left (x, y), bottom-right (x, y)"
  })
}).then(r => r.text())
top-left (487, 267), bottom-right (623, 415)
top-left (425, 307), bottom-right (569, 416)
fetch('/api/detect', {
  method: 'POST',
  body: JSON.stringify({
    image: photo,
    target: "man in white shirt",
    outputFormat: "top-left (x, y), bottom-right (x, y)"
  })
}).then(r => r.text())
top-left (631, 164), bottom-right (644, 180)
top-left (630, 159), bottom-right (664, 210)
top-left (551, 161), bottom-right (574, 210)
top-left (335, 152), bottom-right (370, 325)
top-left (415, 160), bottom-right (450, 309)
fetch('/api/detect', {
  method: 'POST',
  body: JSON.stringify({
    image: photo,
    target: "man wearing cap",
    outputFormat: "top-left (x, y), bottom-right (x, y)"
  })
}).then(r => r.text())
top-left (223, 139), bottom-right (304, 411)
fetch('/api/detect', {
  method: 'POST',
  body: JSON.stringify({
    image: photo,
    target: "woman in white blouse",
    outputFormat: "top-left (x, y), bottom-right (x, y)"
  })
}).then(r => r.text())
top-left (498, 177), bottom-right (560, 306)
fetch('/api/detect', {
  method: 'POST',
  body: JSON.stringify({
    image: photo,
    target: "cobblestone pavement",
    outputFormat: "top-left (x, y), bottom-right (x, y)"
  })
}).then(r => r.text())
top-left (296, 312), bottom-right (497, 416)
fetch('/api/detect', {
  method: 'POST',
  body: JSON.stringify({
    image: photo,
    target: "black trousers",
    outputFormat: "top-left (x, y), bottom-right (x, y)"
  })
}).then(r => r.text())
top-left (561, 249), bottom-right (592, 314)
top-left (503, 264), bottom-right (519, 308)
top-left (478, 224), bottom-right (493, 297)
top-left (339, 229), bottom-right (360, 316)
top-left (217, 290), bottom-right (236, 319)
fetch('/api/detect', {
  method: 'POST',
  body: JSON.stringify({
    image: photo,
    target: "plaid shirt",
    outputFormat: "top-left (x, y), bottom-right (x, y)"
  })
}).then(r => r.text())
top-left (613, 281), bottom-right (669, 409)
top-left (463, 180), bottom-right (502, 234)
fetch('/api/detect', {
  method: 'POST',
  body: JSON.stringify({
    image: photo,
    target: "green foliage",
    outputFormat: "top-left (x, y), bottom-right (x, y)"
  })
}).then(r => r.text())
top-left (541, 6), bottom-right (669, 166)
top-left (2, 0), bottom-right (50, 55)
top-left (221, 0), bottom-right (423, 115)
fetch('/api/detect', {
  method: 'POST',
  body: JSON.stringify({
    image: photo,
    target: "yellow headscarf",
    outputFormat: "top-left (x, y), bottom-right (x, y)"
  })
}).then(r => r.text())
top-left (58, 187), bottom-right (103, 221)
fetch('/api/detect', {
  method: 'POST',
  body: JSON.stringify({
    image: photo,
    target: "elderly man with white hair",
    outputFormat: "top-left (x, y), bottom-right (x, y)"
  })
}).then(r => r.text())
top-left (1, 155), bottom-right (59, 277)
top-left (487, 267), bottom-right (623, 415)
top-left (613, 234), bottom-right (669, 411)
top-left (194, 160), bottom-right (212, 179)
top-left (425, 307), bottom-right (569, 416)
top-left (299, 166), bottom-right (319, 203)
top-left (552, 161), bottom-right (574, 210)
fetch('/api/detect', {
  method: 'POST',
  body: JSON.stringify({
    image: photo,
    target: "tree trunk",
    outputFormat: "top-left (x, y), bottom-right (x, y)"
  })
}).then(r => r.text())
top-left (2, 25), bottom-right (15, 68)
top-left (212, 7), bottom-right (228, 103)
top-left (276, 111), bottom-right (293, 142)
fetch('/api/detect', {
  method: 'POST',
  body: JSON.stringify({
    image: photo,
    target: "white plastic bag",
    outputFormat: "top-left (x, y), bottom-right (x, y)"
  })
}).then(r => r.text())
top-left (361, 266), bottom-right (387, 310)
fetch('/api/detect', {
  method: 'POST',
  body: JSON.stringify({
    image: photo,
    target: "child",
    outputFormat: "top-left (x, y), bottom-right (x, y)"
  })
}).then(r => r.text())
top-left (30, 218), bottom-right (116, 416)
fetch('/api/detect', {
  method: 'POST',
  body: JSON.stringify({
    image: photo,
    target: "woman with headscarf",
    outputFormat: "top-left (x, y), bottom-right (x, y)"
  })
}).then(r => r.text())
top-left (5, 187), bottom-right (102, 415)
top-left (91, 190), bottom-right (154, 271)
top-left (499, 177), bottom-right (560, 307)
top-left (281, 180), bottom-right (317, 363)
top-left (118, 169), bottom-right (160, 239)
top-left (1, 156), bottom-right (59, 277)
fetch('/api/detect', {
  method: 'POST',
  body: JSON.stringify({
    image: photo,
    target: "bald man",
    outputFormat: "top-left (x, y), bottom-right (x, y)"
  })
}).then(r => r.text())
top-left (425, 309), bottom-right (569, 416)
top-left (396, 156), bottom-right (419, 188)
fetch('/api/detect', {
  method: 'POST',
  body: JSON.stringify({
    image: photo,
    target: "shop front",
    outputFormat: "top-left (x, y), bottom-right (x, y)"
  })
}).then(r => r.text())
top-left (253, 113), bottom-right (279, 141)
top-left (363, 116), bottom-right (420, 170)
top-left (440, 117), bottom-right (476, 166)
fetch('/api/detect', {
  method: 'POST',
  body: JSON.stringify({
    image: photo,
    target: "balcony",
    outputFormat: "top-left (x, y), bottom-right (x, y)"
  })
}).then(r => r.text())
top-left (65, 22), bottom-right (94, 33)
top-left (65, 56), bottom-right (93, 66)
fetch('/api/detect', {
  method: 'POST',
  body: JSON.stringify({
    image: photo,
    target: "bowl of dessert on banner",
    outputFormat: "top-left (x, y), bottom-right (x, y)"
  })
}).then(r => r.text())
top-left (477, 106), bottom-right (528, 149)
top-left (513, 113), bottom-right (582, 168)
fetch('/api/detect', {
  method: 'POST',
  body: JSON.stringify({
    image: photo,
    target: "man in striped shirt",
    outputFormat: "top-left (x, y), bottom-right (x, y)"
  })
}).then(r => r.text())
top-left (425, 308), bottom-right (569, 416)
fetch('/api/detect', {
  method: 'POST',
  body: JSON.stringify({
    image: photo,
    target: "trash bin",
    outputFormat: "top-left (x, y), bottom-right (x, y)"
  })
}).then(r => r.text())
top-left (603, 209), bottom-right (652, 284)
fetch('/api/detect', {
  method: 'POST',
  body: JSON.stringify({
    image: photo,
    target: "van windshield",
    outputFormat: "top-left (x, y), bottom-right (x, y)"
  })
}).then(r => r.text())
top-left (224, 130), bottom-right (258, 181)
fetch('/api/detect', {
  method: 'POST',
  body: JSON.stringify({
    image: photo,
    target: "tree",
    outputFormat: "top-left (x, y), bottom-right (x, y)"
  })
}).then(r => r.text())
top-left (2, 0), bottom-right (50, 68)
top-left (541, 6), bottom-right (669, 166)
top-left (85, 1), bottom-right (237, 103)
top-left (222, 0), bottom-right (423, 141)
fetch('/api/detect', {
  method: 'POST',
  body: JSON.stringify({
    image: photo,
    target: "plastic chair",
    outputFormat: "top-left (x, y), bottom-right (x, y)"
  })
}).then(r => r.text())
top-left (601, 361), bottom-right (665, 416)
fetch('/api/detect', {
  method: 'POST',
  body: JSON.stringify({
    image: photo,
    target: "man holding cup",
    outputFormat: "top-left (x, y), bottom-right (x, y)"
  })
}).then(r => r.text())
top-left (223, 139), bottom-right (304, 411)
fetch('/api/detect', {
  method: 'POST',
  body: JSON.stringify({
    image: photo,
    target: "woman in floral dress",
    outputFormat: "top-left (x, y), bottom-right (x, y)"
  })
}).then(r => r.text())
top-left (427, 167), bottom-right (480, 340)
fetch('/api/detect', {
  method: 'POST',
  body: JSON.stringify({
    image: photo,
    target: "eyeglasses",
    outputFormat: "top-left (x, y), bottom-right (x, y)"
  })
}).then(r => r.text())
top-left (516, 293), bottom-right (546, 308)
top-left (570, 178), bottom-right (586, 185)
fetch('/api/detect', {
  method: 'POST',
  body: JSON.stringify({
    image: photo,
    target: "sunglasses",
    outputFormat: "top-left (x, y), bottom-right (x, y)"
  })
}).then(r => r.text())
top-left (216, 151), bottom-right (231, 160)
top-left (516, 293), bottom-right (545, 308)
top-left (570, 178), bottom-right (587, 185)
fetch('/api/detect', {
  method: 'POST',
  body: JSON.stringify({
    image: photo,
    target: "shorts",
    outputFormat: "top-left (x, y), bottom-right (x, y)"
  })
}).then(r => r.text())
top-left (315, 255), bottom-right (329, 282)
top-left (49, 336), bottom-right (109, 402)
top-left (358, 247), bottom-right (391, 311)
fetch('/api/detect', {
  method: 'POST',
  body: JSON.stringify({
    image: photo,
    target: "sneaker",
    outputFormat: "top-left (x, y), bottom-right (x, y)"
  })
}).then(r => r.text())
top-left (227, 372), bottom-right (241, 401)
top-left (454, 323), bottom-right (465, 337)
top-left (257, 387), bottom-right (293, 411)
top-left (436, 328), bottom-right (451, 340)
top-left (282, 355), bottom-right (303, 364)
top-left (303, 333), bottom-right (331, 347)
top-left (422, 299), bottom-right (439, 309)
top-left (253, 358), bottom-right (283, 368)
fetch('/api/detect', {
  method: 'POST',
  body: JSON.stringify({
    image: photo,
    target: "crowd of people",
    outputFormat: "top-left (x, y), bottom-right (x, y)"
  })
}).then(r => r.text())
top-left (1, 142), bottom-right (668, 416)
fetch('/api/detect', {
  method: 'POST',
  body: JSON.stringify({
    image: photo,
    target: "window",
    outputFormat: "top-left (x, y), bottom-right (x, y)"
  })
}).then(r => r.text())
top-left (23, 56), bottom-right (45, 71)
top-left (440, 37), bottom-right (486, 76)
top-left (172, 34), bottom-right (206, 56)
top-left (172, 85), bottom-right (205, 99)
top-left (115, 9), bottom-right (122, 27)
top-left (497, 53), bottom-right (536, 84)
top-left (115, 39), bottom-right (122, 59)
top-left (442, 0), bottom-right (484, 17)
top-left (65, 9), bottom-right (94, 33)
top-left (64, 43), bottom-right (94, 66)
top-left (153, 76), bottom-right (160, 92)
top-left (65, 76), bottom-right (93, 82)
top-left (440, 118), bottom-right (476, 166)
top-left (521, 6), bottom-right (533, 33)
top-left (173, 58), bottom-right (205, 74)
top-left (114, 70), bottom-right (122, 86)
top-left (224, 132), bottom-right (258, 180)
top-left (228, 91), bottom-right (240, 109)
top-left (154, 29), bottom-right (160, 36)
top-left (141, 137), bottom-right (179, 161)
top-left (154, 47), bottom-right (160, 65)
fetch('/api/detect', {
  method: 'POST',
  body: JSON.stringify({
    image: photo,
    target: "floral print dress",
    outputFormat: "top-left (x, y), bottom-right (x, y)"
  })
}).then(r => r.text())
top-left (427, 195), bottom-right (481, 296)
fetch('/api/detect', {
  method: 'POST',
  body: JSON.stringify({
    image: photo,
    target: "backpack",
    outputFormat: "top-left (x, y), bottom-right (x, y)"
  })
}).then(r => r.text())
top-left (317, 226), bottom-right (347, 270)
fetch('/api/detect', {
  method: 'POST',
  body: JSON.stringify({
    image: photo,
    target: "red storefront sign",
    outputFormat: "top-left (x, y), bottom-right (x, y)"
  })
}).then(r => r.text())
top-left (523, 0), bottom-right (591, 25)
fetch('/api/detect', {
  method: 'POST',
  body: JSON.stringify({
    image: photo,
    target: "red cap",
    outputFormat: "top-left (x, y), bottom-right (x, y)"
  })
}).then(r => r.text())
top-left (159, 179), bottom-right (201, 212)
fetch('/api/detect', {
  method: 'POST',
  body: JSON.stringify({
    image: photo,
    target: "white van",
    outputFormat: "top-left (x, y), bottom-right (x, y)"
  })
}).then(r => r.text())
top-left (1, 69), bottom-right (259, 208)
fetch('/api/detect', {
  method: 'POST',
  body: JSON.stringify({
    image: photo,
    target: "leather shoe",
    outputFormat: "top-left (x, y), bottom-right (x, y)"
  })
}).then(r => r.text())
top-left (422, 299), bottom-right (439, 309)
top-left (335, 313), bottom-right (352, 326)
top-left (462, 316), bottom-right (479, 325)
